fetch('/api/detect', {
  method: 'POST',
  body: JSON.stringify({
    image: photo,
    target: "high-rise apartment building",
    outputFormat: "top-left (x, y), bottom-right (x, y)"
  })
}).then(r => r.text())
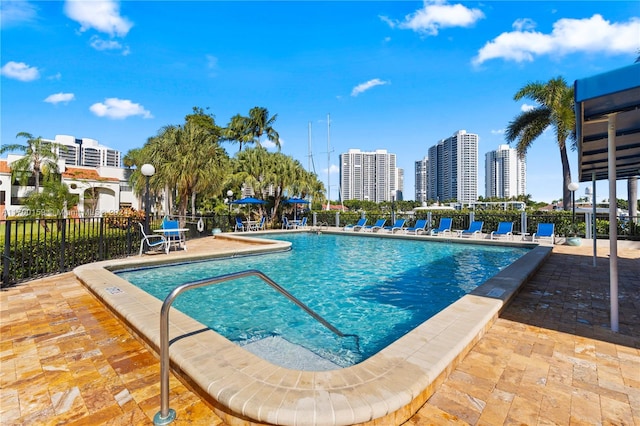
top-left (427, 130), bottom-right (478, 203)
top-left (49, 135), bottom-right (122, 168)
top-left (395, 168), bottom-right (404, 201)
top-left (340, 149), bottom-right (397, 202)
top-left (485, 144), bottom-right (526, 198)
top-left (415, 156), bottom-right (429, 202)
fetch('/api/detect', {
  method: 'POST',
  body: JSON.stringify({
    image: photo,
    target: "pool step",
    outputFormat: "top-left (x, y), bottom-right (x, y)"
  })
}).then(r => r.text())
top-left (242, 336), bottom-right (340, 371)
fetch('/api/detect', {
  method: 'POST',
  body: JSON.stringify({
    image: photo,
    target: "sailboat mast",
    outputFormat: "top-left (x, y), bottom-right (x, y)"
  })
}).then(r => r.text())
top-left (327, 113), bottom-right (331, 210)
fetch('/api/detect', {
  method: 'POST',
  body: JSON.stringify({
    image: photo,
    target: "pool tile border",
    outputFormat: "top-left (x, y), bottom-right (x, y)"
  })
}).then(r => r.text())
top-left (74, 233), bottom-right (551, 426)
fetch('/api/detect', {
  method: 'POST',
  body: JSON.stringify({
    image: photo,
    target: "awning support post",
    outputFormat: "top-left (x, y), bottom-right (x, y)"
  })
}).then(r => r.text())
top-left (607, 114), bottom-right (619, 333)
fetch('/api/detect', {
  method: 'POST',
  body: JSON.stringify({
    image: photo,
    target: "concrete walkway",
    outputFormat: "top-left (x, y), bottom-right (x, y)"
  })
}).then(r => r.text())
top-left (1, 238), bottom-right (638, 425)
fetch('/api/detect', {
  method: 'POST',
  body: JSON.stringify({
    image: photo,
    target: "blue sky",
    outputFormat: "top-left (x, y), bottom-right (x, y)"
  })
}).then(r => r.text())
top-left (1, 0), bottom-right (639, 204)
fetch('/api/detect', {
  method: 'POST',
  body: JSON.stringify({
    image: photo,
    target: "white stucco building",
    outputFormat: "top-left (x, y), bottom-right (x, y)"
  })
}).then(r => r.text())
top-left (0, 135), bottom-right (140, 218)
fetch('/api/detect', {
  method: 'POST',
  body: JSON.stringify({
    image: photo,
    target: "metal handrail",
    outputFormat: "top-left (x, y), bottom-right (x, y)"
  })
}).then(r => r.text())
top-left (154, 269), bottom-right (349, 425)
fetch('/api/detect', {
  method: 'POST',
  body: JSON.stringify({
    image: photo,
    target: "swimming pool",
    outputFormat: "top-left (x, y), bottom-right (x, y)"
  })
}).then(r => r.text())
top-left (116, 233), bottom-right (530, 369)
top-left (76, 231), bottom-right (551, 425)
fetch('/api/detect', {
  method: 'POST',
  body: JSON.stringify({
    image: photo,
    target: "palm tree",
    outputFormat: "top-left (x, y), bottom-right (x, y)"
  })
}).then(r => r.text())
top-left (505, 77), bottom-right (575, 210)
top-left (222, 114), bottom-right (253, 152)
top-left (147, 122), bottom-right (229, 223)
top-left (247, 107), bottom-right (281, 150)
top-left (0, 132), bottom-right (65, 193)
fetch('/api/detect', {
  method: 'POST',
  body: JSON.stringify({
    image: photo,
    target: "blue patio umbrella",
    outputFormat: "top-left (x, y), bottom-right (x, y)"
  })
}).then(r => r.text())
top-left (231, 197), bottom-right (266, 217)
top-left (284, 197), bottom-right (310, 221)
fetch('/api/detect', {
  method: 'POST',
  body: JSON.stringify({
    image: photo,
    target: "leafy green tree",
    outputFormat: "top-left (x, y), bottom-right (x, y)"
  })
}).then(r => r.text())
top-left (505, 77), bottom-right (575, 210)
top-left (0, 132), bottom-right (65, 193)
top-left (22, 176), bottom-right (78, 218)
top-left (145, 121), bottom-right (229, 223)
top-left (222, 114), bottom-right (253, 152)
top-left (230, 148), bottom-right (324, 221)
top-left (247, 107), bottom-right (280, 150)
top-left (222, 107), bottom-right (280, 152)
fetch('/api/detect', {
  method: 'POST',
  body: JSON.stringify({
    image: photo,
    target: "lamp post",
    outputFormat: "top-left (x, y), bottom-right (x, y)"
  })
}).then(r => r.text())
top-left (141, 164), bottom-right (155, 235)
top-left (226, 190), bottom-right (234, 228)
top-left (568, 181), bottom-right (579, 229)
top-left (391, 193), bottom-right (396, 224)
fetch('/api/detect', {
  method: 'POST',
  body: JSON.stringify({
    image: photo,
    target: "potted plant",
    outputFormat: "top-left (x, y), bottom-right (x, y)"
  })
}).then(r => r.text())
top-left (566, 223), bottom-right (582, 246)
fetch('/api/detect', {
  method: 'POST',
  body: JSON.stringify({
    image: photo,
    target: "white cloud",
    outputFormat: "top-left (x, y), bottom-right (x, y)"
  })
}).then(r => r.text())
top-left (383, 1), bottom-right (484, 36)
top-left (512, 18), bottom-right (536, 32)
top-left (206, 54), bottom-right (219, 77)
top-left (89, 98), bottom-right (152, 119)
top-left (262, 137), bottom-right (283, 149)
top-left (521, 103), bottom-right (536, 112)
top-left (322, 164), bottom-right (340, 175)
top-left (0, 61), bottom-right (39, 81)
top-left (351, 78), bottom-right (389, 97)
top-left (64, 0), bottom-right (133, 37)
top-left (44, 92), bottom-right (75, 104)
top-left (491, 129), bottom-right (505, 135)
top-left (89, 36), bottom-right (130, 55)
top-left (1, 0), bottom-right (38, 27)
top-left (473, 14), bottom-right (640, 65)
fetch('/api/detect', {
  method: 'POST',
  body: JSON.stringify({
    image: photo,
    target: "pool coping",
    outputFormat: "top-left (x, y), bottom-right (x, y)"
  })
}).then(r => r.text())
top-left (74, 232), bottom-right (552, 426)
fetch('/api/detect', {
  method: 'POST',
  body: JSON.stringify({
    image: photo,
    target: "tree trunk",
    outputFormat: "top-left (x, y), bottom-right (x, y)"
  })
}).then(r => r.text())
top-left (559, 143), bottom-right (572, 211)
top-left (629, 176), bottom-right (638, 224)
top-left (191, 190), bottom-right (196, 220)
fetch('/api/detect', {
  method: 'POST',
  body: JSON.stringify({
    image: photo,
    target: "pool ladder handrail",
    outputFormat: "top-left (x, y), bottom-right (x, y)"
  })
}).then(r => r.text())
top-left (154, 269), bottom-right (349, 425)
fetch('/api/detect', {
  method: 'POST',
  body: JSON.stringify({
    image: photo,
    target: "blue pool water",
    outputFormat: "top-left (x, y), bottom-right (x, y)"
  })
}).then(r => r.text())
top-left (117, 233), bottom-right (529, 367)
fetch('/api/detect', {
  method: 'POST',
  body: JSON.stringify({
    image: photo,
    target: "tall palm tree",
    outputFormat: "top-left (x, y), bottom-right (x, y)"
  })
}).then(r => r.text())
top-left (505, 77), bottom-right (575, 210)
top-left (222, 114), bottom-right (253, 152)
top-left (148, 122), bottom-right (229, 223)
top-left (247, 107), bottom-right (281, 150)
top-left (0, 132), bottom-right (64, 193)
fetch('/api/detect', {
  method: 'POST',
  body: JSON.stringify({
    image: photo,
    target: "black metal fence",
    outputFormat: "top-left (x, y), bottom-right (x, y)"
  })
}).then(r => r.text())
top-left (0, 214), bottom-right (233, 288)
top-left (313, 210), bottom-right (639, 240)
top-left (2, 211), bottom-right (637, 288)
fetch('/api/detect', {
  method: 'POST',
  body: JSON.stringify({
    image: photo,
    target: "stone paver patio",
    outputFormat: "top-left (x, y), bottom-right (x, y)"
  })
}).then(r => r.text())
top-left (1, 236), bottom-right (638, 425)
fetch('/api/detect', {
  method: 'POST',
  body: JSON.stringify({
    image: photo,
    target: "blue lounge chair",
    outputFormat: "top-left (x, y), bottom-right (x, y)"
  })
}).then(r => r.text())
top-left (363, 219), bottom-right (386, 232)
top-left (491, 221), bottom-right (514, 240)
top-left (295, 217), bottom-right (308, 229)
top-left (162, 218), bottom-right (186, 253)
top-left (235, 216), bottom-right (247, 232)
top-left (282, 217), bottom-right (295, 229)
top-left (383, 219), bottom-right (406, 233)
top-left (252, 216), bottom-right (266, 231)
top-left (458, 221), bottom-right (484, 238)
top-left (344, 218), bottom-right (367, 231)
top-left (138, 222), bottom-right (166, 256)
top-left (405, 219), bottom-right (428, 235)
top-left (532, 223), bottom-right (555, 244)
top-left (430, 217), bottom-right (453, 236)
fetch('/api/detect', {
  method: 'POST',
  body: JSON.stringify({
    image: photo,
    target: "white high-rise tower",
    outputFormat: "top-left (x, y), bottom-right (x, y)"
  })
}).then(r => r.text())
top-left (485, 144), bottom-right (526, 199)
top-left (340, 149), bottom-right (397, 202)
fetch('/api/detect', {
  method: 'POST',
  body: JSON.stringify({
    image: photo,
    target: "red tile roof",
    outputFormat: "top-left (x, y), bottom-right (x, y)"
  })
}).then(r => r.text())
top-left (62, 167), bottom-right (119, 182)
top-left (0, 160), bottom-right (11, 174)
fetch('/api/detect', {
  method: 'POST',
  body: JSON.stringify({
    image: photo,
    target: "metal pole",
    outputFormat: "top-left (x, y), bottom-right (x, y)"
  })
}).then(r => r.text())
top-left (145, 175), bottom-right (151, 235)
top-left (607, 114), bottom-right (618, 332)
top-left (572, 191), bottom-right (576, 227)
top-left (592, 172), bottom-right (597, 267)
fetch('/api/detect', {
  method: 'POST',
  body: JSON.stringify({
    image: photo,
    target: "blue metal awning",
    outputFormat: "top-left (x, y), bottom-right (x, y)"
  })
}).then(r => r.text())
top-left (575, 63), bottom-right (640, 182)
top-left (574, 62), bottom-right (640, 333)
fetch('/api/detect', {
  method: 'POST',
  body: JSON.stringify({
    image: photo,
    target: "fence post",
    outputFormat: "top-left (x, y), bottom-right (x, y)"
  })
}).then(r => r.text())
top-left (126, 217), bottom-right (133, 255)
top-left (2, 220), bottom-right (11, 286)
top-left (99, 217), bottom-right (105, 260)
top-left (59, 218), bottom-right (67, 273)
top-left (335, 212), bottom-right (340, 227)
